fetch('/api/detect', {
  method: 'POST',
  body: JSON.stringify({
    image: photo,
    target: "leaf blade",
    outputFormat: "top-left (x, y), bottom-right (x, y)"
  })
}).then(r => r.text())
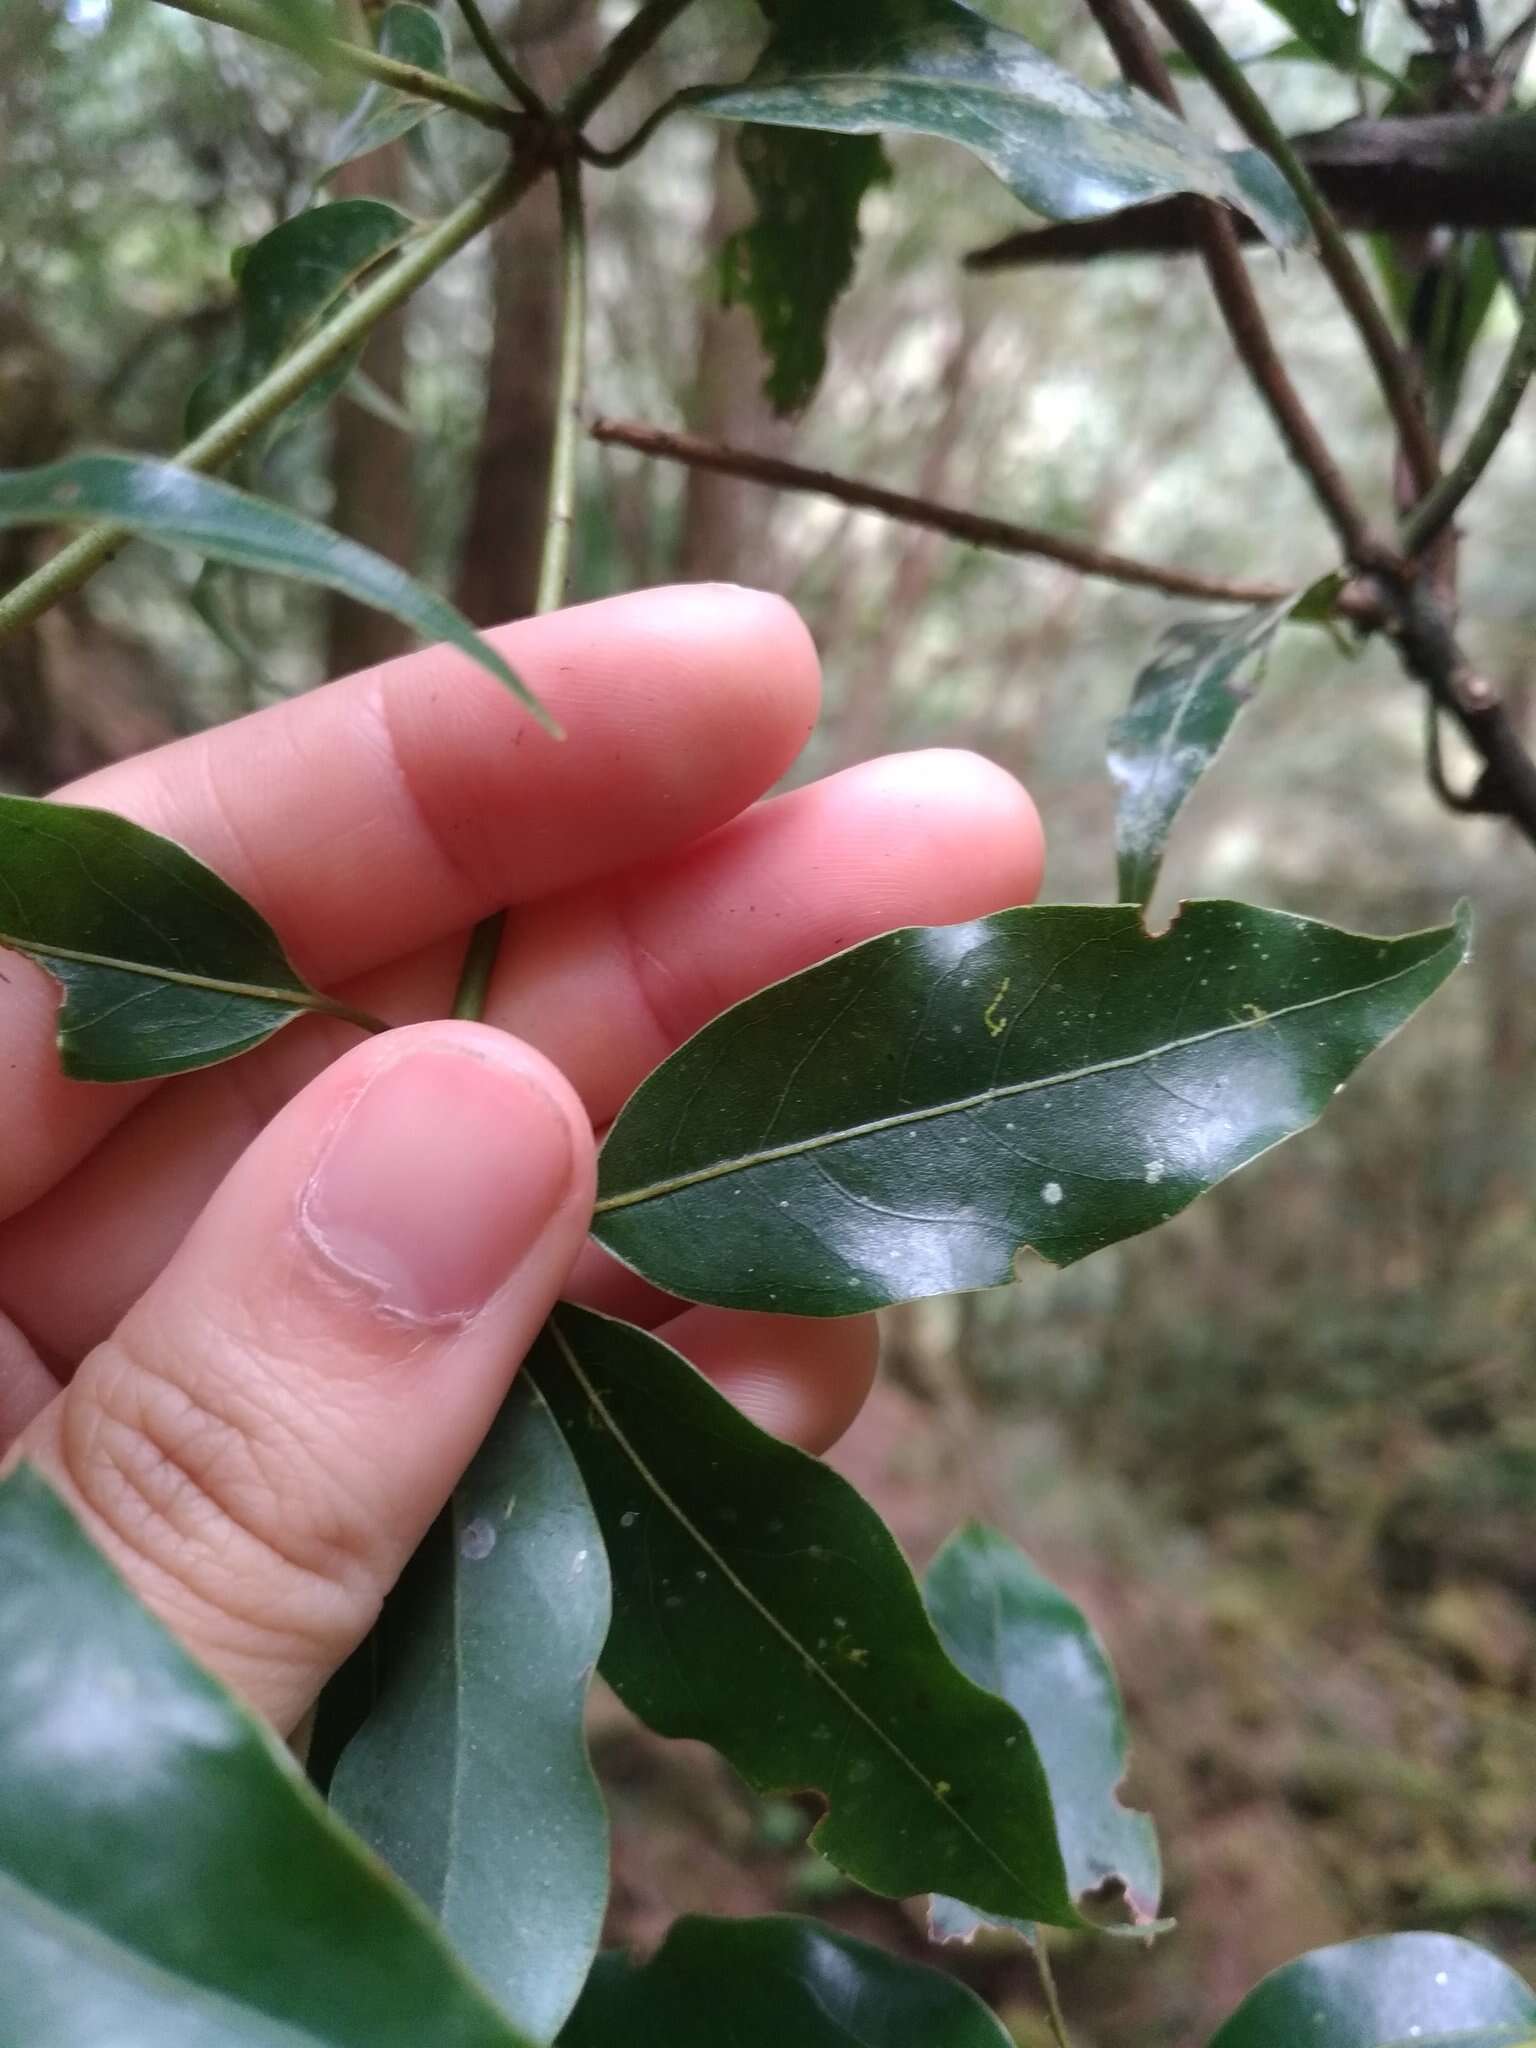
top-left (531, 1306), bottom-right (1081, 1928)
top-left (322, 3), bottom-right (448, 174)
top-left (1209, 1935), bottom-right (1536, 2048)
top-left (695, 0), bottom-right (1307, 250)
top-left (330, 1381), bottom-right (610, 2046)
top-left (1108, 595), bottom-right (1298, 909)
top-left (0, 456), bottom-right (559, 732)
top-left (722, 127), bottom-right (891, 414)
top-left (0, 794), bottom-right (349, 1080)
top-left (0, 1465), bottom-right (535, 2048)
top-left (924, 1525), bottom-right (1161, 1941)
top-left (593, 901), bottom-right (1469, 1315)
top-left (560, 1915), bottom-right (1016, 2046)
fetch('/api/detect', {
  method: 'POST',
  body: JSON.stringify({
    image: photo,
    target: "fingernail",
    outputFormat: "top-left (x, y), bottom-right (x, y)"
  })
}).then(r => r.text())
top-left (300, 1043), bottom-right (576, 1322)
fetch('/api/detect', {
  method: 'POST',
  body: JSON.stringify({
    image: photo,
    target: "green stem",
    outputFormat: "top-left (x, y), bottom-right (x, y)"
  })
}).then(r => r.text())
top-left (156, 0), bottom-right (522, 133)
top-left (449, 0), bottom-right (548, 119)
top-left (451, 914), bottom-right (508, 1021)
top-left (1032, 1937), bottom-right (1074, 2048)
top-left (536, 155), bottom-right (588, 616)
top-left (0, 158), bottom-right (539, 646)
top-left (561, 0), bottom-right (700, 125)
top-left (1140, 0), bottom-right (1441, 503)
top-left (453, 153), bottom-right (589, 1023)
top-left (1402, 260), bottom-right (1536, 555)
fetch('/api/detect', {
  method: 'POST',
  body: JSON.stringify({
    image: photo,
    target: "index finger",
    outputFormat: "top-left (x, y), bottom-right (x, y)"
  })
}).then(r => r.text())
top-left (2, 584), bottom-right (820, 1218)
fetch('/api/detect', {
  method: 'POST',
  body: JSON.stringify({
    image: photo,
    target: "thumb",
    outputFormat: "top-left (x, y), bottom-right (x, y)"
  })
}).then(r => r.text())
top-left (9, 1024), bottom-right (595, 1734)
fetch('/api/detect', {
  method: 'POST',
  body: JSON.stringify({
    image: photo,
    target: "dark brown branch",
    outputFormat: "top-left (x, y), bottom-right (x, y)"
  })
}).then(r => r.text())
top-left (1385, 575), bottom-right (1536, 839)
top-left (1080, 0), bottom-right (1383, 567)
top-left (589, 419), bottom-right (1294, 606)
top-left (969, 112), bottom-right (1536, 268)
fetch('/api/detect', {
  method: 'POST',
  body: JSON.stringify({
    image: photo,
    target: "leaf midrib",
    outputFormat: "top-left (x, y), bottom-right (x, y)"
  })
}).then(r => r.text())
top-left (594, 939), bottom-right (1451, 1215)
top-left (542, 1317), bottom-right (1071, 1919)
top-left (0, 934), bottom-right (314, 1010)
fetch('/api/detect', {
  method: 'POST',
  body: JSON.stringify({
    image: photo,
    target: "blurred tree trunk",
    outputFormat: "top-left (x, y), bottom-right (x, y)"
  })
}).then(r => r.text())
top-left (677, 130), bottom-right (790, 583)
top-left (456, 10), bottom-right (602, 625)
top-left (326, 150), bottom-right (416, 678)
top-left (0, 302), bottom-right (69, 790)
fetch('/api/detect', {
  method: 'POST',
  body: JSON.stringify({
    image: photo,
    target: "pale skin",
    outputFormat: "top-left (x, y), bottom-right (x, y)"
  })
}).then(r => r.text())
top-left (0, 584), bottom-right (1045, 1736)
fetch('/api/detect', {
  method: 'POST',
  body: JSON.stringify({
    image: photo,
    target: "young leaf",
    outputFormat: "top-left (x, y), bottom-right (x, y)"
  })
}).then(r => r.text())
top-left (593, 900), bottom-right (1469, 1315)
top-left (530, 1306), bottom-right (1082, 1929)
top-left (1249, 0), bottom-right (1363, 72)
top-left (186, 200), bottom-right (414, 452)
top-left (1108, 595), bottom-right (1298, 909)
top-left (0, 456), bottom-right (559, 732)
top-left (0, 1464), bottom-right (536, 2048)
top-left (695, 0), bottom-right (1307, 252)
top-left (323, 3), bottom-right (449, 175)
top-left (722, 128), bottom-right (891, 414)
top-left (924, 1526), bottom-right (1161, 1944)
top-left (560, 1915), bottom-right (1015, 2047)
top-left (330, 1381), bottom-right (610, 2047)
top-left (1208, 1934), bottom-right (1536, 2048)
top-left (0, 794), bottom-right (375, 1081)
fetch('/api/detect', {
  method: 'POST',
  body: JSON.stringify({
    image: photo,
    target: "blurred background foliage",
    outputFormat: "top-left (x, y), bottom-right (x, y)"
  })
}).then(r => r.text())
top-left (2, 0), bottom-right (1534, 2038)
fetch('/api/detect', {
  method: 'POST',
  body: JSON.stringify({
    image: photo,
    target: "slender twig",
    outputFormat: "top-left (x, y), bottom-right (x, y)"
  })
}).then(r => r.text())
top-left (454, 153), bottom-right (589, 1022)
top-left (155, 0), bottom-right (523, 133)
top-left (561, 0), bottom-right (699, 125)
top-left (1082, 0), bottom-right (1385, 567)
top-left (591, 419), bottom-right (1298, 606)
top-left (1401, 261), bottom-right (1536, 554)
top-left (450, 0), bottom-right (548, 118)
top-left (537, 157), bottom-right (588, 614)
top-left (1032, 1938), bottom-right (1075, 2048)
top-left (0, 159), bottom-right (539, 645)
top-left (1140, 0), bottom-right (1442, 500)
top-left (578, 84), bottom-right (700, 168)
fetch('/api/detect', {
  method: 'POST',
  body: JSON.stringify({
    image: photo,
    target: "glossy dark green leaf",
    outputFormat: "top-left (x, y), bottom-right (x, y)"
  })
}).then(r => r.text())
top-left (560, 1915), bottom-right (1014, 2047)
top-left (0, 793), bottom-right (368, 1081)
top-left (924, 1525), bottom-right (1160, 1944)
top-left (0, 456), bottom-right (558, 731)
top-left (1108, 596), bottom-right (1297, 908)
top-left (185, 200), bottom-right (413, 450)
top-left (722, 127), bottom-right (891, 413)
top-left (330, 1380), bottom-right (610, 2046)
top-left (323, 5), bottom-right (450, 175)
top-left (695, 0), bottom-right (1306, 250)
top-left (1250, 0), bottom-right (1362, 71)
top-left (1209, 1934), bottom-right (1536, 2048)
top-left (531, 1305), bottom-right (1079, 1927)
top-left (0, 1464), bottom-right (536, 2048)
top-left (593, 900), bottom-right (1468, 1316)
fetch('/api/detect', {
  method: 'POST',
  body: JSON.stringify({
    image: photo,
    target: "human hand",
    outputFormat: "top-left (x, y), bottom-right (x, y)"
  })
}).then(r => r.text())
top-left (0, 585), bottom-right (1043, 1736)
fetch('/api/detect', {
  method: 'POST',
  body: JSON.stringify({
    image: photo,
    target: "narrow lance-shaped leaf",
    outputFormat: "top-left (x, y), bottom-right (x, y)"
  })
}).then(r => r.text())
top-left (1108, 595), bottom-right (1297, 909)
top-left (924, 1526), bottom-right (1161, 1945)
top-left (695, 0), bottom-right (1307, 251)
top-left (531, 1306), bottom-right (1084, 1929)
top-left (322, 3), bottom-right (449, 175)
top-left (186, 200), bottom-right (414, 452)
top-left (0, 456), bottom-right (559, 733)
top-left (1208, 1935), bottom-right (1536, 2048)
top-left (330, 1380), bottom-right (610, 2047)
top-left (560, 1916), bottom-right (1016, 2048)
top-left (0, 794), bottom-right (375, 1082)
top-left (593, 900), bottom-right (1469, 1316)
top-left (0, 1465), bottom-right (536, 2048)
top-left (722, 127), bottom-right (891, 414)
